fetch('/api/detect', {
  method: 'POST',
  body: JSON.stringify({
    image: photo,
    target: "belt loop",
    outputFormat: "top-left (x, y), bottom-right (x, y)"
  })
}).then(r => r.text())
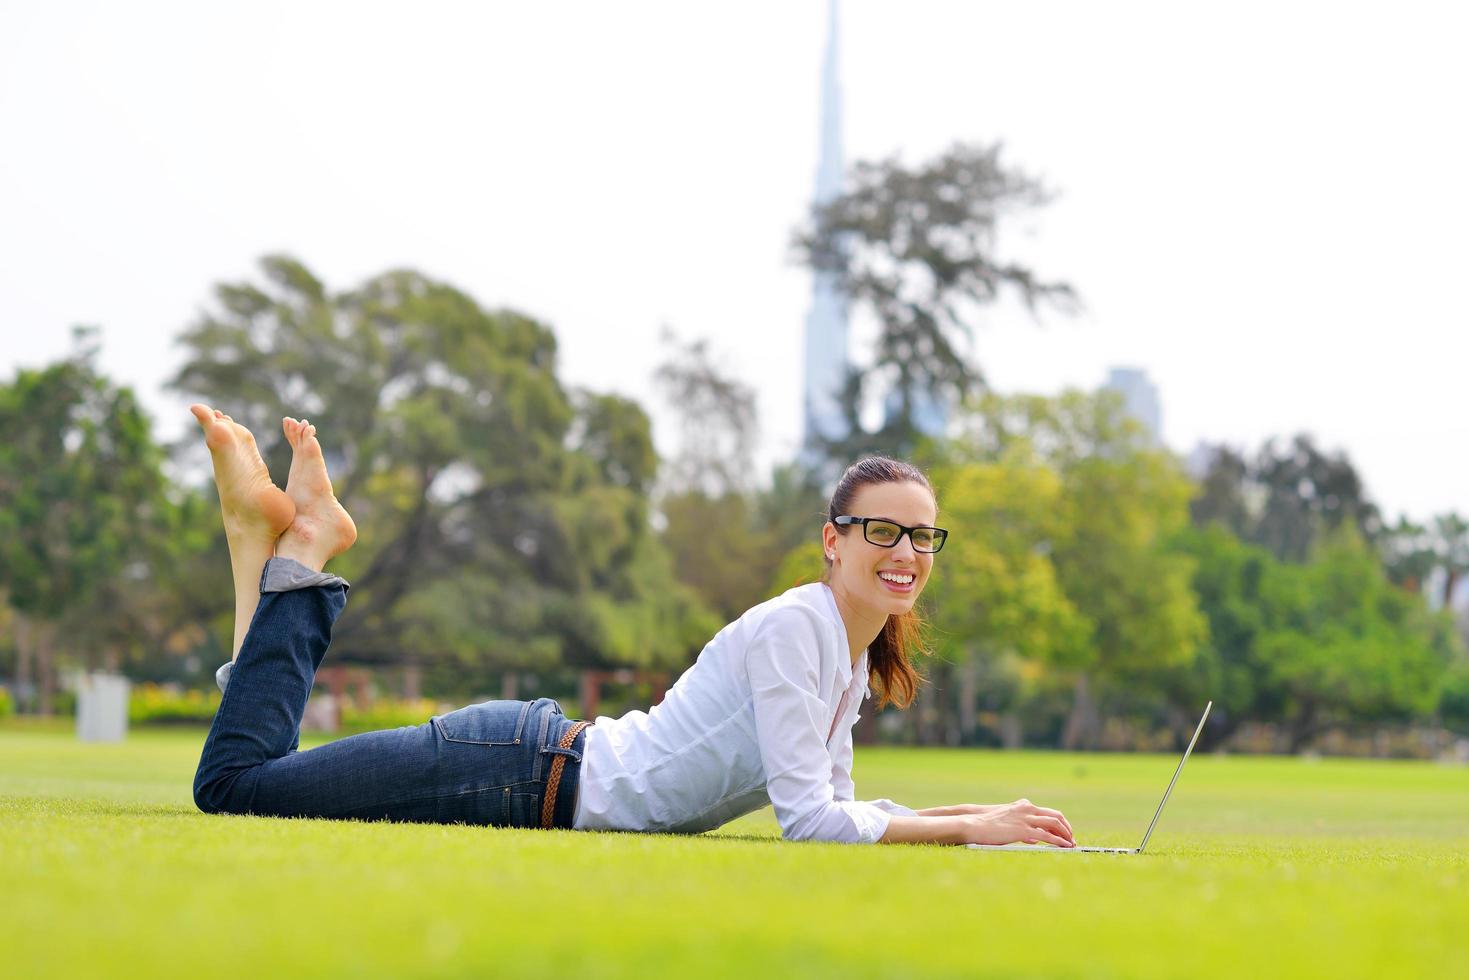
top-left (541, 721), bottom-right (592, 830)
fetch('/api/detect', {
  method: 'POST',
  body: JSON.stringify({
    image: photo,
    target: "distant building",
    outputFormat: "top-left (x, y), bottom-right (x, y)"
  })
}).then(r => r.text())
top-left (882, 383), bottom-right (950, 442)
top-left (800, 0), bottom-right (850, 467)
top-left (1103, 367), bottom-right (1163, 446)
top-left (1185, 440), bottom-right (1218, 479)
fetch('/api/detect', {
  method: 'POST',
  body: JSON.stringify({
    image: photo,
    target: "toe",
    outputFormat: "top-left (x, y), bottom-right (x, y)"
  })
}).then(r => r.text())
top-left (189, 404), bottom-right (214, 426)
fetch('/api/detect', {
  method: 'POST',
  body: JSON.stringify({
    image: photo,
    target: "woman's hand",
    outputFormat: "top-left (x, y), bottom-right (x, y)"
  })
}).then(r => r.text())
top-left (952, 799), bottom-right (1076, 848)
top-left (878, 799), bottom-right (1077, 846)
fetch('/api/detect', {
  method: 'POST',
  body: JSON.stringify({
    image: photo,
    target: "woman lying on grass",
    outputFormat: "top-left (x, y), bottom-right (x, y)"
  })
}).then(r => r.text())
top-left (190, 403), bottom-right (1076, 847)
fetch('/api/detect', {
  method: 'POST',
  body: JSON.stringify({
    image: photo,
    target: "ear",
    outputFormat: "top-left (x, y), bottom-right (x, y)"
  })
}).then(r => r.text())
top-left (822, 521), bottom-right (838, 561)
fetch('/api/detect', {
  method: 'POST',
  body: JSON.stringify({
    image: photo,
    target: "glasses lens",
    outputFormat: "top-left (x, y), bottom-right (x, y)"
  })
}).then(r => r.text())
top-left (864, 520), bottom-right (901, 546)
top-left (917, 528), bottom-right (947, 553)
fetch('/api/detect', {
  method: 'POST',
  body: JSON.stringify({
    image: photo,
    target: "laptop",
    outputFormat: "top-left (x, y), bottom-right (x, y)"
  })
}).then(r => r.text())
top-left (967, 700), bottom-right (1212, 854)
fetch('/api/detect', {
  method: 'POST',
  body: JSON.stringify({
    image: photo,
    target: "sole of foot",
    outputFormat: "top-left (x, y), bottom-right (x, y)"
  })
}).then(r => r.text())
top-left (275, 416), bottom-right (357, 571)
top-left (189, 403), bottom-right (295, 542)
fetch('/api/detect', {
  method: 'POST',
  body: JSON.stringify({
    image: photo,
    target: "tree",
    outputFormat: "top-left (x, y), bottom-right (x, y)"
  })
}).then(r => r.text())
top-left (1261, 526), bottom-right (1457, 750)
top-left (945, 390), bottom-right (1206, 748)
top-left (921, 449), bottom-right (1089, 746)
top-left (1168, 522), bottom-right (1460, 751)
top-left (792, 142), bottom-right (1077, 462)
top-left (1427, 513), bottom-right (1469, 612)
top-left (652, 329), bottom-right (758, 498)
top-left (169, 256), bottom-right (710, 685)
top-left (1191, 435), bottom-right (1382, 563)
top-left (1442, 652), bottom-right (1469, 735)
top-left (1254, 436), bottom-right (1382, 562)
top-left (1379, 511), bottom-right (1469, 662)
top-left (1161, 524), bottom-right (1283, 744)
top-left (1378, 515), bottom-right (1440, 595)
top-left (652, 330), bottom-right (796, 622)
top-left (0, 329), bottom-right (174, 711)
top-left (1188, 445), bottom-right (1251, 538)
top-left (752, 461), bottom-right (831, 584)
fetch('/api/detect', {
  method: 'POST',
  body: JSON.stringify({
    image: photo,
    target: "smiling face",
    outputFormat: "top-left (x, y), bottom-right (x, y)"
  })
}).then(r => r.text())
top-left (823, 479), bottom-right (939, 621)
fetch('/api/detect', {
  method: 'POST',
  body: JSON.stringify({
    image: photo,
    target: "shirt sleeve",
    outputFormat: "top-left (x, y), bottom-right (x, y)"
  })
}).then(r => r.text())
top-left (745, 608), bottom-right (902, 844)
top-left (830, 695), bottom-right (918, 818)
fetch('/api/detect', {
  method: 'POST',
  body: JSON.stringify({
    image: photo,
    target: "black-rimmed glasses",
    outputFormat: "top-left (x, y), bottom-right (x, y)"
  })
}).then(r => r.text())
top-left (834, 516), bottom-right (948, 553)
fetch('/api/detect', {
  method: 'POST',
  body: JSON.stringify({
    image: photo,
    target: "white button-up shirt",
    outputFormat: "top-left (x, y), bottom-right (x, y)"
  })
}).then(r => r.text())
top-left (572, 582), bottom-right (916, 843)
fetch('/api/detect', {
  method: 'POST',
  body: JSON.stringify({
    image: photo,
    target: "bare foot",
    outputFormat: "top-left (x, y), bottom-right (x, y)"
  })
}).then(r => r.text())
top-left (190, 404), bottom-right (295, 546)
top-left (190, 403), bottom-right (296, 658)
top-left (275, 417), bottom-right (357, 572)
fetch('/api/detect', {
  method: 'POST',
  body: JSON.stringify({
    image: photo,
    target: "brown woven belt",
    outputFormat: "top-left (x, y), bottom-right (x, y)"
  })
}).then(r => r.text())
top-left (541, 720), bottom-right (592, 830)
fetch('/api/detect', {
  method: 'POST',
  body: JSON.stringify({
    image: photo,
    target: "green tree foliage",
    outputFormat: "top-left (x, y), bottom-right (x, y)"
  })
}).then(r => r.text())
top-left (652, 330), bottom-right (758, 498)
top-left (942, 390), bottom-right (1206, 747)
top-left (1158, 525), bottom-right (1277, 740)
top-left (0, 330), bottom-right (175, 710)
top-left (170, 256), bottom-right (710, 681)
top-left (1191, 435), bottom-right (1383, 563)
top-left (792, 142), bottom-right (1077, 462)
top-left (924, 449), bottom-right (1088, 673)
top-left (911, 450), bottom-right (1091, 746)
top-left (652, 332), bottom-right (829, 622)
top-left (1378, 512), bottom-right (1469, 617)
top-left (1378, 515), bottom-right (1443, 596)
top-left (753, 462), bottom-right (831, 580)
top-left (1441, 654), bottom-right (1469, 735)
top-left (1261, 527), bottom-right (1455, 749)
top-left (660, 492), bottom-right (775, 623)
top-left (1170, 524), bottom-right (1460, 750)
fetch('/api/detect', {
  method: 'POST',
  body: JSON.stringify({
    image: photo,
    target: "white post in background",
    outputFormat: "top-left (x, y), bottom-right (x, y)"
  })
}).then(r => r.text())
top-left (76, 672), bottom-right (129, 742)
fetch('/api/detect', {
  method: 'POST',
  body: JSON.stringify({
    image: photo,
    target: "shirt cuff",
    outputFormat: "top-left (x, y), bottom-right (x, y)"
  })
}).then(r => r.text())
top-left (836, 799), bottom-right (894, 844)
top-left (865, 798), bottom-right (918, 818)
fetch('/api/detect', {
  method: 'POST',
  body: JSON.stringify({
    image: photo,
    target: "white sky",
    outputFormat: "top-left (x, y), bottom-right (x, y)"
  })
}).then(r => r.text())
top-left (2, 0), bottom-right (1466, 522)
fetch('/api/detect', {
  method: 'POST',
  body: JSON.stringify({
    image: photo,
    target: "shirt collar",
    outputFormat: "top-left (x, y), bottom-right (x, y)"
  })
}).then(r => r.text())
top-left (816, 582), bottom-right (863, 691)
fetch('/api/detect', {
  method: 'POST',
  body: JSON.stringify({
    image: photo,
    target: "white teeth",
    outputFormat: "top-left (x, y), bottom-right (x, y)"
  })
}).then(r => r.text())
top-left (878, 571), bottom-right (914, 585)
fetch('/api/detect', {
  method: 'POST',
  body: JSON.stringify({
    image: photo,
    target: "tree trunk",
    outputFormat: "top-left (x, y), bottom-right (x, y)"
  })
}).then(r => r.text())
top-left (402, 662), bottom-right (422, 701)
top-left (1287, 700), bottom-right (1319, 754)
top-left (1062, 673), bottom-right (1097, 751)
top-left (917, 660), bottom-right (950, 746)
top-left (957, 660), bottom-right (979, 745)
top-left (15, 615), bottom-right (33, 713)
top-left (36, 622), bottom-right (56, 716)
top-left (999, 712), bottom-right (1023, 749)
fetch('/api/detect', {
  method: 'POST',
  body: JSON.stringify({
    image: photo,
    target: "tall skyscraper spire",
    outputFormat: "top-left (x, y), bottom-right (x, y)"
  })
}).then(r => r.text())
top-left (800, 0), bottom-right (850, 466)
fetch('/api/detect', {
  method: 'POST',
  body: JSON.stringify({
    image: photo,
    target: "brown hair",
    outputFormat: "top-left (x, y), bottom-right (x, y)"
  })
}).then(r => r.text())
top-left (822, 456), bottom-right (934, 710)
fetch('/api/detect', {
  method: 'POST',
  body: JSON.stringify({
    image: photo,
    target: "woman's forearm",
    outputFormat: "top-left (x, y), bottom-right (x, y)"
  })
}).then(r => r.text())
top-left (881, 801), bottom-right (1076, 848)
top-left (914, 804), bottom-right (969, 817)
top-left (878, 813), bottom-right (965, 845)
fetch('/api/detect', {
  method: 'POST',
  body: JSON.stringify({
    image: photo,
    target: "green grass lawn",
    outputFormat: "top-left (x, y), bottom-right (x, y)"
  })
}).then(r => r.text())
top-left (3, 722), bottom-right (1466, 979)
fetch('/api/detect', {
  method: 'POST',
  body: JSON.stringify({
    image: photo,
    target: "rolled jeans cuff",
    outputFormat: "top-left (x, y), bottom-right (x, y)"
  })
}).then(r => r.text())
top-left (259, 556), bottom-right (350, 594)
top-left (216, 558), bottom-right (350, 692)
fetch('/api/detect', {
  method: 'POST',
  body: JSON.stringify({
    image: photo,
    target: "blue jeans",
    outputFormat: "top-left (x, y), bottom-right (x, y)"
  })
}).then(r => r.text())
top-left (193, 558), bottom-right (588, 829)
